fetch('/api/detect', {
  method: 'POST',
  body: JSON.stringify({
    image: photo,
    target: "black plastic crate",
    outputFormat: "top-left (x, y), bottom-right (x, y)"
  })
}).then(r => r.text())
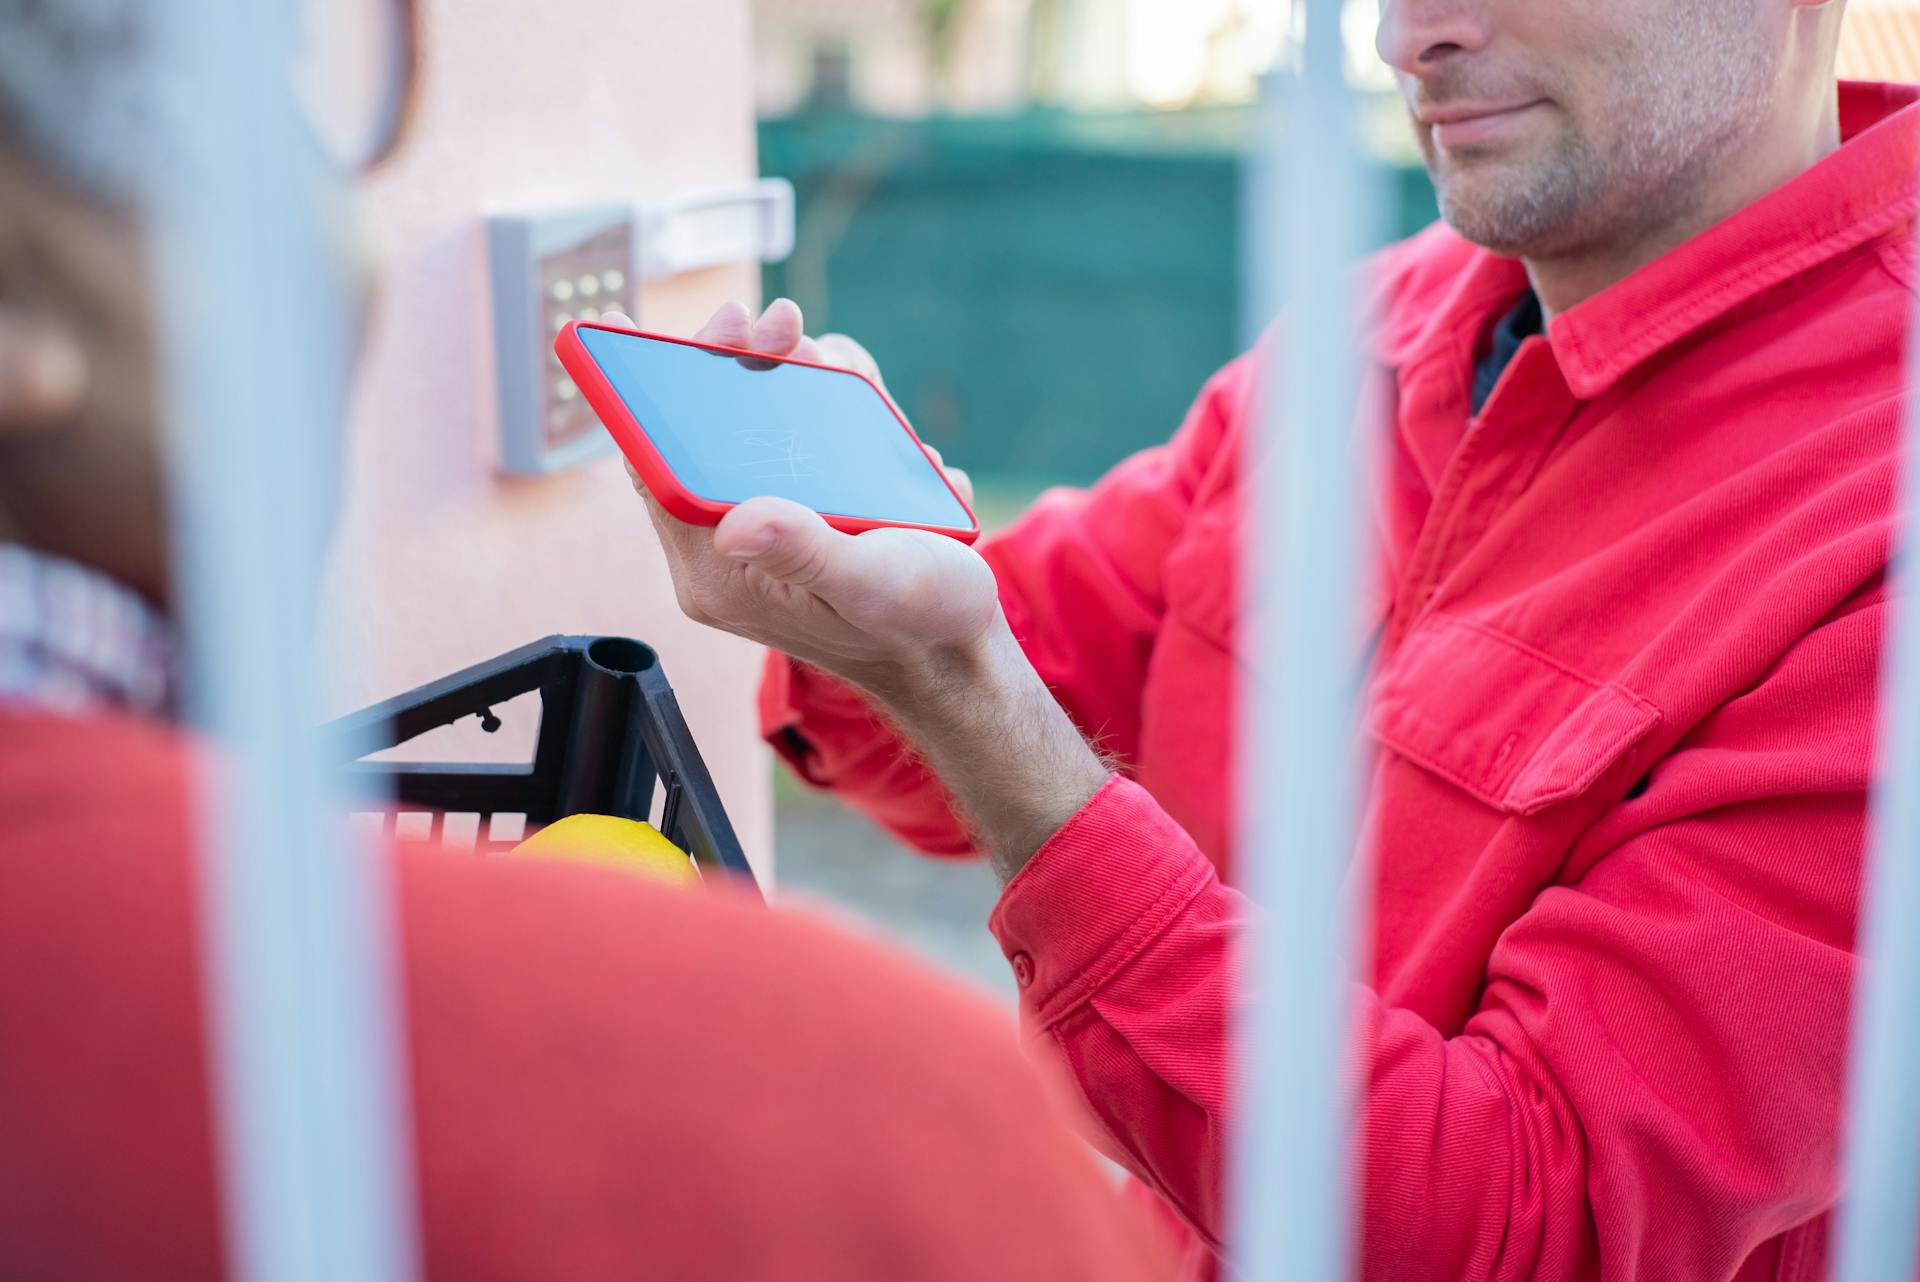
top-left (329, 635), bottom-right (753, 890)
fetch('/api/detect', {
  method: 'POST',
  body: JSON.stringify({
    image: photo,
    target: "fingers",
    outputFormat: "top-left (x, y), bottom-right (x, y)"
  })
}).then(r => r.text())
top-left (920, 443), bottom-right (975, 510)
top-left (945, 465), bottom-right (975, 510)
top-left (0, 313), bottom-right (85, 431)
top-left (815, 333), bottom-right (883, 386)
top-left (691, 301), bottom-right (752, 347)
top-left (750, 297), bottom-right (807, 355)
top-left (688, 297), bottom-right (813, 356)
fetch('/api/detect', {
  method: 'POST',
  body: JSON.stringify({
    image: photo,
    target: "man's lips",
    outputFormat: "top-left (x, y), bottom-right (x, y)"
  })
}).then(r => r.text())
top-left (1418, 100), bottom-right (1550, 149)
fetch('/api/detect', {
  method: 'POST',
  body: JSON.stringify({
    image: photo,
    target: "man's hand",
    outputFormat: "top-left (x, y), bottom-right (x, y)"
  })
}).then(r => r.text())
top-left (602, 299), bottom-right (995, 687)
top-left (611, 300), bottom-right (1108, 877)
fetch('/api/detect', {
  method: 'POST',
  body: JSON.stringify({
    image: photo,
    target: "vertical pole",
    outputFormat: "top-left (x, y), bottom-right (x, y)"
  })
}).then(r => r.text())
top-left (1833, 207), bottom-right (1920, 1281)
top-left (148, 5), bottom-right (420, 1282)
top-left (1233, 1), bottom-right (1381, 1278)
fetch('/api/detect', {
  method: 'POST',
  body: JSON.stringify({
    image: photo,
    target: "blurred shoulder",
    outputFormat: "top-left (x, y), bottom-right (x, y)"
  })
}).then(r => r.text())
top-left (396, 840), bottom-right (1171, 1280)
top-left (0, 709), bottom-right (196, 864)
top-left (0, 711), bottom-right (1166, 1278)
top-left (397, 837), bottom-right (1055, 1103)
top-left (1363, 219), bottom-right (1485, 336)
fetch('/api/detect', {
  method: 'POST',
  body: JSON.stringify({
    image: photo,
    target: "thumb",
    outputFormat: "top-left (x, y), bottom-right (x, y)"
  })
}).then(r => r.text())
top-left (714, 496), bottom-right (948, 618)
top-left (713, 496), bottom-right (998, 652)
top-left (712, 496), bottom-right (852, 590)
top-left (714, 494), bottom-right (988, 619)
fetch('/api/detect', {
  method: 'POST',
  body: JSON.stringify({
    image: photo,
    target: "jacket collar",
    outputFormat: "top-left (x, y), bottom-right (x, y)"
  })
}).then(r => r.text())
top-left (1548, 80), bottom-right (1920, 399)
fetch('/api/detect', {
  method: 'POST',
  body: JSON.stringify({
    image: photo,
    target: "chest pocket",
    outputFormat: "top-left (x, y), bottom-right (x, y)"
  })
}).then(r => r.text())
top-left (1368, 613), bottom-right (1662, 816)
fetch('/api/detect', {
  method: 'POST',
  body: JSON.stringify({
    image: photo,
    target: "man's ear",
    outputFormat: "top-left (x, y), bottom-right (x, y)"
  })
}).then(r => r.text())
top-left (0, 306), bottom-right (86, 436)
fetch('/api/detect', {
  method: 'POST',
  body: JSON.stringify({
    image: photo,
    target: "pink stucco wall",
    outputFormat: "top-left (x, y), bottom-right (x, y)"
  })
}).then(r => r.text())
top-left (321, 0), bottom-right (774, 879)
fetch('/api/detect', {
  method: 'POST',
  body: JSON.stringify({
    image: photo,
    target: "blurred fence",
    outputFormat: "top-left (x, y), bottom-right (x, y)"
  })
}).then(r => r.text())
top-left (761, 105), bottom-right (1438, 490)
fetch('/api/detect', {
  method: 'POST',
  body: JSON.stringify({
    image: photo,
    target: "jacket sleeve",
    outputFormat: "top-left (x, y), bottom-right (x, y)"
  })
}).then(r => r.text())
top-left (988, 596), bottom-right (1879, 1280)
top-left (758, 354), bottom-right (1256, 857)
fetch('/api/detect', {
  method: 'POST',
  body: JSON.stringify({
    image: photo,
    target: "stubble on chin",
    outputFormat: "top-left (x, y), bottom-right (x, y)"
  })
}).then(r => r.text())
top-left (1425, 125), bottom-right (1605, 258)
top-left (1415, 4), bottom-right (1776, 262)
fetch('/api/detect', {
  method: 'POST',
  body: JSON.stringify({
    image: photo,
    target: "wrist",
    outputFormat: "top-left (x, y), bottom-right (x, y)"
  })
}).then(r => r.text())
top-left (848, 619), bottom-right (1109, 881)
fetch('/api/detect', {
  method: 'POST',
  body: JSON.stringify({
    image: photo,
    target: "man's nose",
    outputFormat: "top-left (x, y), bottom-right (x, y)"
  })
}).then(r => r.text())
top-left (1375, 0), bottom-right (1494, 77)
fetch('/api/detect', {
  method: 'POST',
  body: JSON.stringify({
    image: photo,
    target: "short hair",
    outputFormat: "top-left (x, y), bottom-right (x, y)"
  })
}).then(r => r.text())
top-left (0, 0), bottom-right (153, 205)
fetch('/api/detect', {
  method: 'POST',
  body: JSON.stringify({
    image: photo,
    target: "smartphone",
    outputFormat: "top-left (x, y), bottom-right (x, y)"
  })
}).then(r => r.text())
top-left (555, 320), bottom-right (979, 543)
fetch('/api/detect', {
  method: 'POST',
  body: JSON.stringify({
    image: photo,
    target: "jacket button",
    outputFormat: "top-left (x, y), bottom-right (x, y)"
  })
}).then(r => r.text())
top-left (1011, 952), bottom-right (1035, 988)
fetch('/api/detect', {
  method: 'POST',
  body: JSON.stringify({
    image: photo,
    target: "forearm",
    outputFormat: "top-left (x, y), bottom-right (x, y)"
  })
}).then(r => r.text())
top-left (847, 614), bottom-right (1110, 882)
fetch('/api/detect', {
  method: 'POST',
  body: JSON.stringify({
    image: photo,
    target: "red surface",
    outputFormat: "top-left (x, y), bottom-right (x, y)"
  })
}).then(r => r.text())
top-left (0, 711), bottom-right (1172, 1282)
top-left (556, 320), bottom-right (980, 543)
top-left (763, 81), bottom-right (1919, 1282)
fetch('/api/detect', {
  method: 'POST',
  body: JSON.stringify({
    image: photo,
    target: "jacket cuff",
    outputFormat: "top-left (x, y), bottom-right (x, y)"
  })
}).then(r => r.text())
top-left (988, 775), bottom-right (1218, 1028)
top-left (756, 651), bottom-right (876, 787)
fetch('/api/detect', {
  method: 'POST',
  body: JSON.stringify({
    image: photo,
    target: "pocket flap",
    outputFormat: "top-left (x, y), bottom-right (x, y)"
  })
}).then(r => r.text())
top-left (1368, 614), bottom-right (1661, 816)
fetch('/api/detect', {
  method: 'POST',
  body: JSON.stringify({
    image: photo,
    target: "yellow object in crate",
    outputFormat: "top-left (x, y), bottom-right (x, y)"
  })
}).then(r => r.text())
top-left (511, 813), bottom-right (699, 887)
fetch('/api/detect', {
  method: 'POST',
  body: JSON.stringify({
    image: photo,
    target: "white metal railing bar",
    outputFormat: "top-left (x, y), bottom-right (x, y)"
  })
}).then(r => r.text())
top-left (1231, 1), bottom-right (1382, 1276)
top-left (1833, 181), bottom-right (1920, 1281)
top-left (148, 4), bottom-right (420, 1281)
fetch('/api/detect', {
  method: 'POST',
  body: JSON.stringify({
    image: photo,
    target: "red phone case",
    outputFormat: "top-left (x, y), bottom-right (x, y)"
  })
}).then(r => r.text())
top-left (554, 320), bottom-right (980, 544)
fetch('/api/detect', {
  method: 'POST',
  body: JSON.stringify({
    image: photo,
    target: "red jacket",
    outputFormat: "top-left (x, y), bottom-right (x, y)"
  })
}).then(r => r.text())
top-left (762, 81), bottom-right (1918, 1281)
top-left (0, 711), bottom-right (1173, 1282)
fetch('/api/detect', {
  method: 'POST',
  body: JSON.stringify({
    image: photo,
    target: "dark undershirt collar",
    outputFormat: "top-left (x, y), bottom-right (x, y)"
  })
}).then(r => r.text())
top-left (1469, 290), bottom-right (1544, 415)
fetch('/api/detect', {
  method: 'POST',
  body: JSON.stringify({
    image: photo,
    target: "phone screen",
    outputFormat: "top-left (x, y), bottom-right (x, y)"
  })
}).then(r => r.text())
top-left (576, 326), bottom-right (973, 530)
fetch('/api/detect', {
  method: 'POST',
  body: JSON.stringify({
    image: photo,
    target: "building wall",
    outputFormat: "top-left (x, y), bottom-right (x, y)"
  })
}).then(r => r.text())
top-left (751, 0), bottom-right (1032, 117)
top-left (321, 0), bottom-right (774, 880)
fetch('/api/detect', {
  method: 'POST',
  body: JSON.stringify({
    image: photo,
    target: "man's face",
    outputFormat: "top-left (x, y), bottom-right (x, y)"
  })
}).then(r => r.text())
top-left (1379, 0), bottom-right (1783, 259)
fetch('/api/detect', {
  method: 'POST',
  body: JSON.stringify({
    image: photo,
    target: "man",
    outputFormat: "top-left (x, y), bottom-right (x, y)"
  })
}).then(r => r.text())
top-left (641, 0), bottom-right (1904, 1277)
top-left (0, 7), bottom-right (1172, 1280)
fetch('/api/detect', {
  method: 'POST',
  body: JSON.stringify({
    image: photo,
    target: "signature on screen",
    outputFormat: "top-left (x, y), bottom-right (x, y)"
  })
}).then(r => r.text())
top-left (732, 429), bottom-right (817, 480)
